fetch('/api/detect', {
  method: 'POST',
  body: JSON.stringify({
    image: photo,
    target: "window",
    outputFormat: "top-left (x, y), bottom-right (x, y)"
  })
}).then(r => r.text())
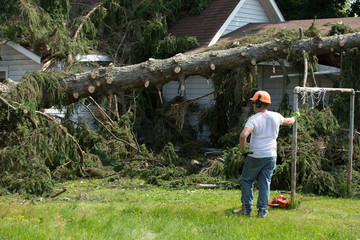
top-left (0, 67), bottom-right (8, 83)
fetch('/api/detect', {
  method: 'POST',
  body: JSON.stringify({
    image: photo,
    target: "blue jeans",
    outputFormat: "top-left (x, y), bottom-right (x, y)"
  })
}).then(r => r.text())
top-left (241, 156), bottom-right (276, 214)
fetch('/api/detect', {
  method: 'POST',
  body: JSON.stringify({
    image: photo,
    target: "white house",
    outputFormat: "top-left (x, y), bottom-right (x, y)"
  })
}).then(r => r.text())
top-left (164, 0), bottom-right (359, 143)
top-left (0, 40), bottom-right (112, 127)
top-left (164, 0), bottom-right (285, 141)
top-left (0, 41), bottom-right (42, 82)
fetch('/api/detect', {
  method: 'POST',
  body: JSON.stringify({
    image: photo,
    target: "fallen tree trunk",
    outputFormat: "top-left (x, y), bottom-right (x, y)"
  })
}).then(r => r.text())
top-left (2, 32), bottom-right (360, 108)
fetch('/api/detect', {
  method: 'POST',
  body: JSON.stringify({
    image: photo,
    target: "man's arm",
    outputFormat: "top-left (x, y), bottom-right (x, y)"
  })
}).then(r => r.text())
top-left (239, 127), bottom-right (252, 153)
top-left (282, 110), bottom-right (300, 126)
top-left (282, 117), bottom-right (296, 126)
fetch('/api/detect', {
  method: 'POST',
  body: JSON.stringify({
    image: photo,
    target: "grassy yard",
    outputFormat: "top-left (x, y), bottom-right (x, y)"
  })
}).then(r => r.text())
top-left (0, 178), bottom-right (359, 240)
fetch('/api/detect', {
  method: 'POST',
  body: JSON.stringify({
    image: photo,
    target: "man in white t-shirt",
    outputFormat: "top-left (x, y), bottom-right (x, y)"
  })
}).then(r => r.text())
top-left (233, 90), bottom-right (300, 217)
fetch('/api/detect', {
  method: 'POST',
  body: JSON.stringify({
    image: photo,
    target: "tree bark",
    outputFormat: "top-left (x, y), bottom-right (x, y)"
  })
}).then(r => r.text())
top-left (3, 32), bottom-right (360, 108)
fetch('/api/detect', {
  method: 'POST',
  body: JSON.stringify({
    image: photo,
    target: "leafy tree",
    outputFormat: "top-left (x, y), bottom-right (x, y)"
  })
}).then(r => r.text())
top-left (0, 0), bottom-right (204, 67)
top-left (275, 0), bottom-right (349, 20)
top-left (347, 0), bottom-right (360, 16)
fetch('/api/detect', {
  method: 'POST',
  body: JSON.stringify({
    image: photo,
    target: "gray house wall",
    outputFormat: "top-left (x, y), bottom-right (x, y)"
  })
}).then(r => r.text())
top-left (0, 44), bottom-right (41, 82)
top-left (222, 0), bottom-right (270, 36)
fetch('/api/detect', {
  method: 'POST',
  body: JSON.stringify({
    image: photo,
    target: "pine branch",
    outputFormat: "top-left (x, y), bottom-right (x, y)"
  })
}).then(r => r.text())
top-left (73, 3), bottom-right (103, 40)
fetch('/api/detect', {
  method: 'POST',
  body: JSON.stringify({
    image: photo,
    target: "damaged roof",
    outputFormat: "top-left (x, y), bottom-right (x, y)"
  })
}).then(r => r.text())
top-left (169, 0), bottom-right (239, 46)
top-left (186, 17), bottom-right (360, 54)
top-left (169, 0), bottom-right (284, 47)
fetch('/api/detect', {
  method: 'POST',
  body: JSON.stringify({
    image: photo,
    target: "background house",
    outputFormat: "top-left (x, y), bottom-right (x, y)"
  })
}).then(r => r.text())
top-left (212, 18), bottom-right (360, 109)
top-left (0, 41), bottom-right (41, 83)
top-left (0, 40), bottom-right (112, 127)
top-left (163, 0), bottom-right (360, 143)
top-left (164, 0), bottom-right (285, 142)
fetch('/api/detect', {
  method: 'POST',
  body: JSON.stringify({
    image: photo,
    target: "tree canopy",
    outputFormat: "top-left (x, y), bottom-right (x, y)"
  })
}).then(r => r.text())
top-left (275, 0), bottom-right (349, 20)
top-left (0, 0), bottom-right (206, 67)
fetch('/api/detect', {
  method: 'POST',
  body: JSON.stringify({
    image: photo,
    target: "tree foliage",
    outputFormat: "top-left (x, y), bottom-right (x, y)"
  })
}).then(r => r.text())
top-left (275, 0), bottom-right (348, 20)
top-left (0, 0), bottom-right (209, 195)
top-left (0, 0), bottom-right (203, 66)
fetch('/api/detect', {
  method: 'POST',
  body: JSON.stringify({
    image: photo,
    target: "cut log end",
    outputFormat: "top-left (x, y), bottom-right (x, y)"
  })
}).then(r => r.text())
top-left (241, 52), bottom-right (246, 56)
top-left (106, 77), bottom-right (113, 85)
top-left (73, 92), bottom-right (79, 99)
top-left (90, 71), bottom-right (97, 80)
top-left (339, 40), bottom-right (345, 47)
top-left (88, 85), bottom-right (95, 94)
top-left (273, 46), bottom-right (278, 52)
top-left (209, 63), bottom-right (216, 71)
top-left (174, 66), bottom-right (181, 73)
top-left (144, 80), bottom-right (150, 88)
top-left (96, 81), bottom-right (101, 87)
top-left (251, 59), bottom-right (257, 65)
top-left (318, 43), bottom-right (323, 49)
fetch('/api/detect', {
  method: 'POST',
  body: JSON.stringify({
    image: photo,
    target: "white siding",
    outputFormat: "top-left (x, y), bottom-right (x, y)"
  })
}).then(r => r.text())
top-left (222, 0), bottom-right (269, 36)
top-left (0, 44), bottom-right (41, 81)
top-left (44, 104), bottom-right (99, 129)
top-left (163, 65), bottom-right (339, 143)
top-left (163, 76), bottom-right (215, 141)
top-left (263, 73), bottom-right (336, 111)
top-left (1, 43), bottom-right (108, 130)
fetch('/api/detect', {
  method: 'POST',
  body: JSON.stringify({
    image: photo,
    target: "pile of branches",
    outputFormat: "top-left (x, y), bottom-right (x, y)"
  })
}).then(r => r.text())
top-left (194, 106), bottom-right (360, 197)
top-left (0, 73), bottom-right (158, 195)
top-left (274, 106), bottom-right (360, 196)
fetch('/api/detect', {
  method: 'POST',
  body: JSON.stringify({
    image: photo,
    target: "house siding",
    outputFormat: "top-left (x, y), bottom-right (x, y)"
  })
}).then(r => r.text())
top-left (163, 64), bottom-right (338, 144)
top-left (162, 76), bottom-right (214, 142)
top-left (0, 44), bottom-right (41, 81)
top-left (222, 0), bottom-right (269, 36)
top-left (261, 65), bottom-right (335, 111)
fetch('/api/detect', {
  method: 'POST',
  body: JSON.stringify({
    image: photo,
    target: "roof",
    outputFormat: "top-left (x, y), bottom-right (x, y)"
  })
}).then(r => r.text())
top-left (1, 40), bottom-right (42, 64)
top-left (170, 0), bottom-right (239, 46)
top-left (216, 17), bottom-right (360, 48)
top-left (187, 17), bottom-right (360, 55)
top-left (169, 0), bottom-right (284, 47)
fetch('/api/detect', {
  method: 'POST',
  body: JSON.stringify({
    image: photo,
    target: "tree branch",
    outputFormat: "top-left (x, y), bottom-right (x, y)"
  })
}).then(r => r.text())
top-left (4, 32), bottom-right (360, 108)
top-left (80, 101), bottom-right (142, 153)
top-left (73, 3), bottom-right (103, 40)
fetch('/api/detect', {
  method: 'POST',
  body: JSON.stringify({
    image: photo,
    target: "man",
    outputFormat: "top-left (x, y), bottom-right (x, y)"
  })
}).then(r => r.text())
top-left (234, 90), bottom-right (300, 217)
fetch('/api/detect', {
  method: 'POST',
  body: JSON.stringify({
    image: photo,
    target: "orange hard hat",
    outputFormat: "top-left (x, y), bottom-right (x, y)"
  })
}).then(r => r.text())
top-left (250, 90), bottom-right (271, 104)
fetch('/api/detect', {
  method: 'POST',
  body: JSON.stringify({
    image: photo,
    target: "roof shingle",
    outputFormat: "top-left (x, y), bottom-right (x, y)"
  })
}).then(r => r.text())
top-left (169, 0), bottom-right (240, 46)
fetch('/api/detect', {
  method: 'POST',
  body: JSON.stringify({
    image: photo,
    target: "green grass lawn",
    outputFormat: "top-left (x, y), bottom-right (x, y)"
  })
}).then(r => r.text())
top-left (0, 178), bottom-right (359, 240)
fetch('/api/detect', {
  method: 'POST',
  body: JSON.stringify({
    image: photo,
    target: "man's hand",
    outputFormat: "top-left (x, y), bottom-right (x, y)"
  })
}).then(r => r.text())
top-left (242, 149), bottom-right (253, 157)
top-left (291, 110), bottom-right (300, 120)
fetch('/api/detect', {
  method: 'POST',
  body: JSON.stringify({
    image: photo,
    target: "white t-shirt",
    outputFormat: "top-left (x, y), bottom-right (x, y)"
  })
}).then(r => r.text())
top-left (244, 111), bottom-right (284, 158)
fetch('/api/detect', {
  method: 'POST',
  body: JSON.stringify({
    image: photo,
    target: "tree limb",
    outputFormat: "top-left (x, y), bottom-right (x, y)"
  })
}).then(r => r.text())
top-left (4, 32), bottom-right (360, 108)
top-left (73, 3), bottom-right (103, 40)
top-left (35, 110), bottom-right (86, 172)
top-left (80, 101), bottom-right (141, 153)
top-left (120, 158), bottom-right (169, 166)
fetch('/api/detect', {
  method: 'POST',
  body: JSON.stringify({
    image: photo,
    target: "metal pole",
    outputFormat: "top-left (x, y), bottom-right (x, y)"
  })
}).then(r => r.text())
top-left (293, 86), bottom-right (355, 94)
top-left (292, 86), bottom-right (355, 198)
top-left (348, 92), bottom-right (355, 196)
top-left (291, 90), bottom-right (299, 203)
